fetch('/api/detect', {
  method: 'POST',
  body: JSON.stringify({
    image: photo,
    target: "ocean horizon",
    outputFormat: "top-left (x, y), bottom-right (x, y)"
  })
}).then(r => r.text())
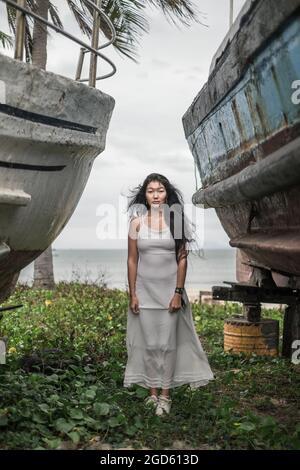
top-left (19, 248), bottom-right (237, 295)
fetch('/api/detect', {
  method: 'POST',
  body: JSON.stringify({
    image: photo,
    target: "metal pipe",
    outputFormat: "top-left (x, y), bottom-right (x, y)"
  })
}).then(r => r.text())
top-left (1, 0), bottom-right (116, 80)
top-left (14, 0), bottom-right (26, 61)
top-left (75, 0), bottom-right (117, 81)
top-left (83, 0), bottom-right (116, 50)
top-left (89, 0), bottom-right (101, 88)
top-left (76, 0), bottom-right (118, 83)
top-left (75, 47), bottom-right (85, 81)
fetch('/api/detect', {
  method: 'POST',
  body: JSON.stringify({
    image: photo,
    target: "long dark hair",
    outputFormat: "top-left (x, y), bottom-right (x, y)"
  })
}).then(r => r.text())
top-left (127, 173), bottom-right (197, 263)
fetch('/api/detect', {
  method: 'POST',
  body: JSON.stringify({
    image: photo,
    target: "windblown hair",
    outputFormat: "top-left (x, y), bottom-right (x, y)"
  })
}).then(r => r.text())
top-left (127, 173), bottom-right (198, 263)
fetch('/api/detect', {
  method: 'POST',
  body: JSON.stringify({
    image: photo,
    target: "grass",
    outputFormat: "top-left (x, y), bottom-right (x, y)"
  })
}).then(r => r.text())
top-left (0, 282), bottom-right (299, 450)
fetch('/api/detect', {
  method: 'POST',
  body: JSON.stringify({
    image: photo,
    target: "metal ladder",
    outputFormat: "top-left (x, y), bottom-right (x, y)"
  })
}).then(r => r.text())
top-left (0, 0), bottom-right (117, 86)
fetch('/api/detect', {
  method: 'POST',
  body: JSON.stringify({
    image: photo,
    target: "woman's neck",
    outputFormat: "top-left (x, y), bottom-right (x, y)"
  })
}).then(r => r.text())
top-left (147, 209), bottom-right (163, 220)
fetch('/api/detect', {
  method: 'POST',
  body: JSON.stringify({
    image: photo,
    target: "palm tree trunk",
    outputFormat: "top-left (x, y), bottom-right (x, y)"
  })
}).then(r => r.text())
top-left (31, 0), bottom-right (55, 290)
top-left (32, 0), bottom-right (49, 70)
top-left (33, 246), bottom-right (55, 289)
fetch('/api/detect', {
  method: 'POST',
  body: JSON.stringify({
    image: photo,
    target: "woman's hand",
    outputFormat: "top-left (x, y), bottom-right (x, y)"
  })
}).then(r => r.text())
top-left (130, 294), bottom-right (140, 315)
top-left (168, 293), bottom-right (182, 313)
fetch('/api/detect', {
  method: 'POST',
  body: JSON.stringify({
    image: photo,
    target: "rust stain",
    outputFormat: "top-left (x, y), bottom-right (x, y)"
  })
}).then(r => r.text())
top-left (270, 64), bottom-right (285, 110)
top-left (231, 98), bottom-right (247, 143)
top-left (255, 102), bottom-right (268, 136)
top-left (209, 120), bottom-right (300, 185)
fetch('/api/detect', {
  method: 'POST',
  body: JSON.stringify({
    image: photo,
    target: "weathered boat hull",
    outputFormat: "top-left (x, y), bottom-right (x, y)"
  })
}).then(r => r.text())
top-left (183, 0), bottom-right (300, 285)
top-left (0, 54), bottom-right (114, 301)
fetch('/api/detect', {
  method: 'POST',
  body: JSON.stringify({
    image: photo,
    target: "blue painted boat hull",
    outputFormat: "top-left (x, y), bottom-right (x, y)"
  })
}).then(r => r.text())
top-left (183, 0), bottom-right (300, 283)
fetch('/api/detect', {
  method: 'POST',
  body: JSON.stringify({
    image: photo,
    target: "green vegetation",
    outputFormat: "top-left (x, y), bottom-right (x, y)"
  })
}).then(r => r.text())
top-left (0, 283), bottom-right (299, 450)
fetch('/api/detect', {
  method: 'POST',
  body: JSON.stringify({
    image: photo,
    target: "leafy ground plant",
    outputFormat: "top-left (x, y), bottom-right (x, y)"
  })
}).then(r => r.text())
top-left (0, 283), bottom-right (299, 450)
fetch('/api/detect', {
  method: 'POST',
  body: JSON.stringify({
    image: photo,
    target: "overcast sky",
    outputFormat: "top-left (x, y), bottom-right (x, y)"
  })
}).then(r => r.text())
top-left (0, 0), bottom-right (246, 249)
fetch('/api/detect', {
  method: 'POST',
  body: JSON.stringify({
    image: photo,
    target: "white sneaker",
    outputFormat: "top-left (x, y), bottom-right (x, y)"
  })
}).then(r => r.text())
top-left (144, 395), bottom-right (158, 408)
top-left (155, 395), bottom-right (172, 416)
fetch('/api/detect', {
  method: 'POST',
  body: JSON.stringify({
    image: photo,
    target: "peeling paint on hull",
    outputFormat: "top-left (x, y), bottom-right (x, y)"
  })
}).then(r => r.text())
top-left (183, 0), bottom-right (300, 282)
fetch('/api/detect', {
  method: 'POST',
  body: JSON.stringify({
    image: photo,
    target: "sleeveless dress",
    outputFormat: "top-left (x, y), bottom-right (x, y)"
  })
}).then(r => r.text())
top-left (123, 214), bottom-right (214, 389)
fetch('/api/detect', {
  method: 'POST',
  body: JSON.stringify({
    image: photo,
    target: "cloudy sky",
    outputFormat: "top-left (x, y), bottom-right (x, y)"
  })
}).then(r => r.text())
top-left (1, 0), bottom-right (246, 249)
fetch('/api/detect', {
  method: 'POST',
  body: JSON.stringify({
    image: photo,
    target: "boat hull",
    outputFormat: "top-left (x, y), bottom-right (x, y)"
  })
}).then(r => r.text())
top-left (0, 54), bottom-right (115, 301)
top-left (183, 0), bottom-right (300, 284)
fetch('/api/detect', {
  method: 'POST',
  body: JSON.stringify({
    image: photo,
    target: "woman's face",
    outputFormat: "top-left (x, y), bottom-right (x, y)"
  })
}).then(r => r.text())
top-left (145, 180), bottom-right (167, 208)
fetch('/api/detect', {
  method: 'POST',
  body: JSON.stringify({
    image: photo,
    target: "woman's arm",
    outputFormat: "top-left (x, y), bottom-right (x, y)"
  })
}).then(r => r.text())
top-left (176, 248), bottom-right (188, 289)
top-left (169, 246), bottom-right (188, 312)
top-left (127, 218), bottom-right (140, 314)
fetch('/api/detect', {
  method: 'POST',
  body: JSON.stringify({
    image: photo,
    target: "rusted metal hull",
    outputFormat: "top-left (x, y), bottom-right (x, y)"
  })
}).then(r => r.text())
top-left (183, 0), bottom-right (300, 285)
top-left (0, 54), bottom-right (114, 301)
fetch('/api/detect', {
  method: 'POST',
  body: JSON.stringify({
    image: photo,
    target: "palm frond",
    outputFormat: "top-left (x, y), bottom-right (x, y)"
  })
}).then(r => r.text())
top-left (102, 0), bottom-right (149, 61)
top-left (75, 0), bottom-right (204, 60)
top-left (5, 0), bottom-right (34, 59)
top-left (2, 0), bottom-right (205, 64)
top-left (49, 2), bottom-right (63, 30)
top-left (6, 4), bottom-right (16, 34)
top-left (145, 0), bottom-right (203, 26)
top-left (75, 0), bottom-right (149, 61)
top-left (66, 0), bottom-right (92, 36)
top-left (0, 31), bottom-right (13, 48)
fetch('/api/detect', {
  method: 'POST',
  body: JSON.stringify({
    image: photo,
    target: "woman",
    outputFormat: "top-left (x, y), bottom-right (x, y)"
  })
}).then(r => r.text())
top-left (124, 173), bottom-right (214, 416)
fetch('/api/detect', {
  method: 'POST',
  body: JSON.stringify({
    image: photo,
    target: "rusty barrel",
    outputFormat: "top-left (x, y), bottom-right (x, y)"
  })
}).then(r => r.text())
top-left (224, 317), bottom-right (279, 356)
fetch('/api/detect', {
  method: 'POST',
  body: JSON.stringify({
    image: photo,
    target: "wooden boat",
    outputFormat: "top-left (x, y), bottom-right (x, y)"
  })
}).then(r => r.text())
top-left (183, 0), bottom-right (300, 288)
top-left (0, 2), bottom-right (115, 302)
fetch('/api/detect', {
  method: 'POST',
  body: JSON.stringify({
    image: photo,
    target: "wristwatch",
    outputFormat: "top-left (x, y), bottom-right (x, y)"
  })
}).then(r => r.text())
top-left (175, 287), bottom-right (184, 295)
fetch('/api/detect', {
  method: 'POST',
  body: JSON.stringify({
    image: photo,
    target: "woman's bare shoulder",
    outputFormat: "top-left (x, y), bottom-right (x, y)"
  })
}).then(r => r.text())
top-left (129, 216), bottom-right (141, 233)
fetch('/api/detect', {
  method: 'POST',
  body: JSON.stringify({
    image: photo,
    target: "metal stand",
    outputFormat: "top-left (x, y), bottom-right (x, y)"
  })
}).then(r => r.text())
top-left (213, 282), bottom-right (300, 358)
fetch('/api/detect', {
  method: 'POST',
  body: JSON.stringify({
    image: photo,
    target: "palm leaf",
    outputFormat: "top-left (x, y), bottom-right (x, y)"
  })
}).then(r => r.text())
top-left (76, 0), bottom-right (204, 60)
top-left (100, 0), bottom-right (149, 61)
top-left (146, 0), bottom-right (202, 26)
top-left (6, 3), bottom-right (17, 34)
top-left (66, 0), bottom-right (92, 36)
top-left (48, 2), bottom-right (63, 29)
top-left (69, 0), bottom-right (146, 61)
top-left (3, 0), bottom-right (204, 63)
top-left (0, 31), bottom-right (13, 48)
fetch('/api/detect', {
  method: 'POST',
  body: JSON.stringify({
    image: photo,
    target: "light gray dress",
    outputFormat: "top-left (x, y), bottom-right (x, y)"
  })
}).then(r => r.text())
top-left (123, 214), bottom-right (214, 389)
